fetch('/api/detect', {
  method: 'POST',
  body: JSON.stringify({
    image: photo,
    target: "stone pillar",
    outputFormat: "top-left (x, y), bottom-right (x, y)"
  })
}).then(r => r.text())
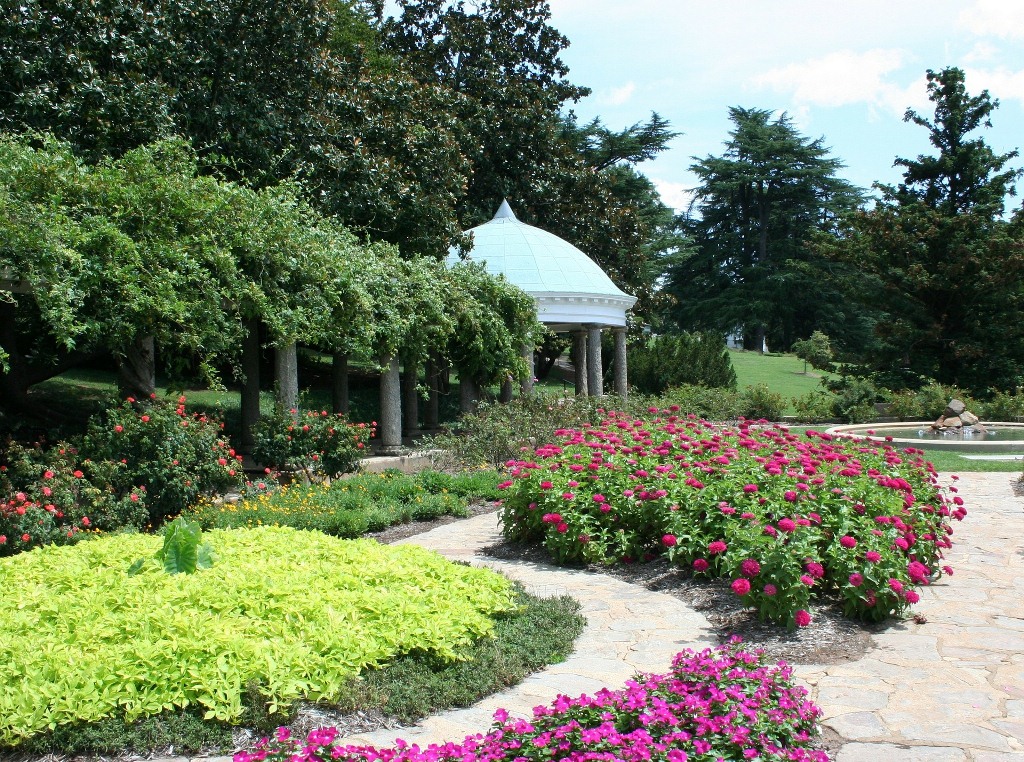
top-left (586, 324), bottom-right (603, 397)
top-left (378, 355), bottom-right (402, 454)
top-left (275, 341), bottom-right (299, 418)
top-left (571, 329), bottom-right (588, 397)
top-left (331, 351), bottom-right (349, 415)
top-left (402, 359), bottom-right (419, 435)
top-left (612, 327), bottom-right (628, 399)
top-left (424, 357), bottom-right (440, 430)
top-left (241, 318), bottom-right (261, 453)
top-left (520, 343), bottom-right (535, 397)
top-left (459, 374), bottom-right (479, 413)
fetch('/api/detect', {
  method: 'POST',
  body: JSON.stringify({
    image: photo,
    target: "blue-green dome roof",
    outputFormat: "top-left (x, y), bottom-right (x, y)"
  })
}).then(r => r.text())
top-left (447, 201), bottom-right (636, 328)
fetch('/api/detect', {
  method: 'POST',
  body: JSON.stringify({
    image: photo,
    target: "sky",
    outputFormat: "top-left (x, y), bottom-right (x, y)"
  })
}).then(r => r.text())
top-left (540, 0), bottom-right (1024, 213)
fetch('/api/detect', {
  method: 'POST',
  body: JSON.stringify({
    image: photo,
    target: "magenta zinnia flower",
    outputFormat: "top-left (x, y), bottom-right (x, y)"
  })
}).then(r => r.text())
top-left (794, 609), bottom-right (812, 627)
top-left (708, 540), bottom-right (727, 555)
top-left (693, 558), bottom-right (709, 572)
top-left (849, 573), bottom-right (864, 587)
top-left (740, 558), bottom-right (761, 578)
top-left (731, 578), bottom-right (751, 596)
top-left (840, 535), bottom-right (857, 548)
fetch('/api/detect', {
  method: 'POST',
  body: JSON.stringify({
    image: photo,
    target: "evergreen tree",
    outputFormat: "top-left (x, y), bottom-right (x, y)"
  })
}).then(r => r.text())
top-left (822, 67), bottom-right (1024, 391)
top-left (662, 108), bottom-right (863, 352)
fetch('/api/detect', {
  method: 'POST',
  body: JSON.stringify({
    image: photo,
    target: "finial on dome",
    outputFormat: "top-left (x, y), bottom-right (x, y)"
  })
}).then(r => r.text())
top-left (493, 199), bottom-right (518, 221)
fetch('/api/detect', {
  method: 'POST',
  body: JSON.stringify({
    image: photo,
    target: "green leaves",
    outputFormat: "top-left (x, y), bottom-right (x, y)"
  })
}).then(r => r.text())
top-left (0, 526), bottom-right (515, 744)
top-left (129, 518), bottom-right (215, 576)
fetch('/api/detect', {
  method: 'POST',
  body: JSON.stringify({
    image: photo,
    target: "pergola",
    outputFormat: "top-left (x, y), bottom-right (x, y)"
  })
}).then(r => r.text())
top-left (447, 200), bottom-right (637, 397)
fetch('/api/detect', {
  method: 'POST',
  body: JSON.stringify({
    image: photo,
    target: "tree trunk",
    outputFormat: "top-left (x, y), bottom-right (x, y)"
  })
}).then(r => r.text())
top-left (275, 342), bottom-right (299, 417)
top-left (332, 351), bottom-right (349, 415)
top-left (117, 335), bottom-right (156, 399)
top-left (241, 318), bottom-right (261, 454)
top-left (402, 359), bottom-right (419, 435)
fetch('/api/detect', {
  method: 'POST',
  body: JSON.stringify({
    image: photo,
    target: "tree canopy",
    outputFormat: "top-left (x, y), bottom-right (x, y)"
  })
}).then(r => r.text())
top-left (661, 107), bottom-right (864, 351)
top-left (819, 67), bottom-right (1024, 391)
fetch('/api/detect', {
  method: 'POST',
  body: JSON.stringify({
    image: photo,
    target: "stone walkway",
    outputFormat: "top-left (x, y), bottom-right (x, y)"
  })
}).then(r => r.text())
top-left (339, 471), bottom-right (1024, 761)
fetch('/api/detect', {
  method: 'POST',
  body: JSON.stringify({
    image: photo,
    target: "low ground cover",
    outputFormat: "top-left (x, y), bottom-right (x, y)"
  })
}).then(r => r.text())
top-left (246, 641), bottom-right (828, 762)
top-left (185, 470), bottom-right (501, 535)
top-left (0, 526), bottom-right (516, 747)
top-left (499, 412), bottom-right (965, 627)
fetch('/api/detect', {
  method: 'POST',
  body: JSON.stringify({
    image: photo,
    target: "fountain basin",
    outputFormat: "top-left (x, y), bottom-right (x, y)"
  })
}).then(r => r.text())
top-left (826, 422), bottom-right (1024, 452)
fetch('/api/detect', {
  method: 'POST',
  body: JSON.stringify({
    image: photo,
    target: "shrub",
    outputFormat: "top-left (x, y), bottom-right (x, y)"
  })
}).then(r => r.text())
top-left (740, 383), bottom-right (787, 421)
top-left (629, 332), bottom-right (737, 395)
top-left (886, 381), bottom-right (975, 421)
top-left (81, 396), bottom-right (244, 526)
top-left (651, 384), bottom-right (744, 421)
top-left (823, 376), bottom-right (883, 423)
top-left (244, 641), bottom-right (828, 762)
top-left (251, 408), bottom-right (374, 480)
top-left (1, 440), bottom-right (148, 554)
top-left (427, 395), bottom-right (618, 470)
top-left (185, 470), bottom-right (499, 535)
top-left (0, 526), bottom-right (515, 745)
top-left (790, 391), bottom-right (837, 423)
top-left (976, 389), bottom-right (1024, 421)
top-left (499, 413), bottom-right (963, 627)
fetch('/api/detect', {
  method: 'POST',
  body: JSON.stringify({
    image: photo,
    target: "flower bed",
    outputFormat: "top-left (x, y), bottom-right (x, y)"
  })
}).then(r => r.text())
top-left (499, 412), bottom-right (965, 627)
top-left (0, 527), bottom-right (514, 745)
top-left (240, 641), bottom-right (827, 762)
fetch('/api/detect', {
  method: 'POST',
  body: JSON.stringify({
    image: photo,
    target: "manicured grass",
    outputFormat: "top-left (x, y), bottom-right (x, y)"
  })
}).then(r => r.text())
top-left (729, 349), bottom-right (830, 408)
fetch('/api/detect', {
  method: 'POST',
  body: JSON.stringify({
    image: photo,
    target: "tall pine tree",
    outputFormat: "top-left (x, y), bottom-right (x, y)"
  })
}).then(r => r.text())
top-left (663, 107), bottom-right (863, 352)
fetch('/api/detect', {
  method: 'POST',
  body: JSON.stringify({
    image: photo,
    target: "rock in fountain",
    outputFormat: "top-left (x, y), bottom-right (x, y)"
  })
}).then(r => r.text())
top-left (930, 398), bottom-right (987, 434)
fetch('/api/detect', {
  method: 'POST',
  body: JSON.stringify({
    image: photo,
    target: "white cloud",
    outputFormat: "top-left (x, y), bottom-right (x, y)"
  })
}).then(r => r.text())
top-left (752, 49), bottom-right (910, 115)
top-left (963, 41), bottom-right (999, 64)
top-left (964, 66), bottom-right (1024, 108)
top-left (958, 0), bottom-right (1024, 39)
top-left (596, 82), bottom-right (636, 107)
top-left (651, 178), bottom-right (694, 214)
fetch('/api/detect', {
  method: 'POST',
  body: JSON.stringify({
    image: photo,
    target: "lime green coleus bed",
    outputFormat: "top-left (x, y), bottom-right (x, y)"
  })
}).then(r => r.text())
top-left (0, 527), bottom-right (514, 745)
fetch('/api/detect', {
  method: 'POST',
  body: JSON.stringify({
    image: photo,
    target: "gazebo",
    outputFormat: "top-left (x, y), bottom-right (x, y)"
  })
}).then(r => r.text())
top-left (448, 200), bottom-right (637, 397)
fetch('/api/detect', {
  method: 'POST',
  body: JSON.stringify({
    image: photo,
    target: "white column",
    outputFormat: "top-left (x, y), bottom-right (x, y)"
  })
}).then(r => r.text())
top-left (275, 342), bottom-right (298, 418)
top-left (378, 355), bottom-right (402, 454)
top-left (586, 324), bottom-right (603, 397)
top-left (613, 327), bottom-right (628, 399)
top-left (571, 329), bottom-right (588, 397)
top-left (520, 343), bottom-right (535, 396)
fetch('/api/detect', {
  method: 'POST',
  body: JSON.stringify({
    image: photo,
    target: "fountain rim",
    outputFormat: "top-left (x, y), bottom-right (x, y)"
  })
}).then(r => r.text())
top-left (825, 421), bottom-right (1024, 452)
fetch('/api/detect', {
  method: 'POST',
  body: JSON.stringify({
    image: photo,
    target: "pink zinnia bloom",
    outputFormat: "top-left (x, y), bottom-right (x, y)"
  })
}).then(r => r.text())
top-left (904, 590), bottom-right (921, 604)
top-left (540, 481), bottom-right (553, 490)
top-left (777, 518), bottom-right (796, 533)
top-left (805, 561), bottom-right (825, 578)
top-left (592, 494), bottom-right (606, 503)
top-left (731, 578), bottom-right (751, 596)
top-left (794, 609), bottom-right (812, 627)
top-left (742, 483), bottom-right (758, 493)
top-left (693, 558), bottom-right (710, 572)
top-left (708, 540), bottom-right (727, 555)
top-left (662, 534), bottom-right (677, 547)
top-left (783, 490), bottom-right (798, 502)
top-left (763, 584), bottom-right (777, 596)
top-left (840, 535), bottom-right (857, 549)
top-left (894, 537), bottom-right (910, 550)
top-left (849, 573), bottom-right (864, 587)
top-left (800, 575), bottom-right (815, 587)
top-left (556, 522), bottom-right (568, 534)
top-left (740, 559), bottom-right (761, 578)
top-left (888, 578), bottom-right (904, 593)
top-left (865, 551), bottom-right (882, 563)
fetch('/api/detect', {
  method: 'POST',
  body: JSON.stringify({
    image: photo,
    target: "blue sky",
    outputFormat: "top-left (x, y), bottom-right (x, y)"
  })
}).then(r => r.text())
top-left (543, 0), bottom-right (1024, 212)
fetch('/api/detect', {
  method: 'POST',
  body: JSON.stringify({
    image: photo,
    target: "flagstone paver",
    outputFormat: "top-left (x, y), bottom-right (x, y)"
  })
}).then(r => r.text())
top-left (178, 470), bottom-right (1023, 761)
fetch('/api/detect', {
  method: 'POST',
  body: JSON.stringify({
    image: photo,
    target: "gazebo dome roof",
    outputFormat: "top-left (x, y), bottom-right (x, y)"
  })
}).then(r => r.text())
top-left (446, 200), bottom-right (637, 329)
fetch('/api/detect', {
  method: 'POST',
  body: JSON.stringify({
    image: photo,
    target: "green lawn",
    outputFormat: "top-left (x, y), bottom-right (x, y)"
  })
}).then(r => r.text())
top-left (729, 349), bottom-right (830, 398)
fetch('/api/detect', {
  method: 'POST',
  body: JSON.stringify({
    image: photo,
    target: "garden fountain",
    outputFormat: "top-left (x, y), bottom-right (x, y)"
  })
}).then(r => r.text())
top-left (827, 398), bottom-right (1024, 453)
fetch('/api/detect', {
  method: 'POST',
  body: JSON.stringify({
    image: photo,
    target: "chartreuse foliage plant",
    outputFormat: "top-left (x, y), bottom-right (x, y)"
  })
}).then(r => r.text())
top-left (499, 411), bottom-right (965, 628)
top-left (0, 526), bottom-right (514, 745)
top-left (241, 640), bottom-right (827, 762)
